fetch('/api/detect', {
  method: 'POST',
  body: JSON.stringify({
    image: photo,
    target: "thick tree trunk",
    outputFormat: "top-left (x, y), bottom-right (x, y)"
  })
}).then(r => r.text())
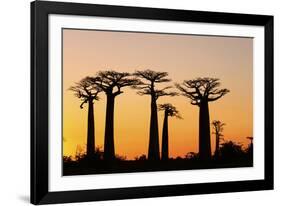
top-left (148, 97), bottom-right (160, 160)
top-left (86, 100), bottom-right (95, 157)
top-left (161, 111), bottom-right (169, 160)
top-left (104, 95), bottom-right (115, 160)
top-left (199, 101), bottom-right (211, 160)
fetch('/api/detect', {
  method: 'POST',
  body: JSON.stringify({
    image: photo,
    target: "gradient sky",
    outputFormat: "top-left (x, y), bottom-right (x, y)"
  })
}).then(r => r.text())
top-left (63, 29), bottom-right (253, 160)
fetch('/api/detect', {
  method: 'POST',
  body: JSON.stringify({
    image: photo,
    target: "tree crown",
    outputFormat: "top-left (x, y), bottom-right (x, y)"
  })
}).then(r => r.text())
top-left (92, 70), bottom-right (140, 96)
top-left (134, 70), bottom-right (171, 83)
top-left (212, 120), bottom-right (226, 137)
top-left (158, 103), bottom-right (182, 119)
top-left (133, 70), bottom-right (177, 99)
top-left (69, 76), bottom-right (101, 109)
top-left (175, 77), bottom-right (230, 105)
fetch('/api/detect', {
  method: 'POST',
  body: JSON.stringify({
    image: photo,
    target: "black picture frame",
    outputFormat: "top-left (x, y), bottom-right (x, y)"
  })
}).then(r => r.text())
top-left (31, 0), bottom-right (274, 204)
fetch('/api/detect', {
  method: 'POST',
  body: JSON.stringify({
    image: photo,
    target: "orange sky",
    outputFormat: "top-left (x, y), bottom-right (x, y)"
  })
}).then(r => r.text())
top-left (63, 29), bottom-right (253, 160)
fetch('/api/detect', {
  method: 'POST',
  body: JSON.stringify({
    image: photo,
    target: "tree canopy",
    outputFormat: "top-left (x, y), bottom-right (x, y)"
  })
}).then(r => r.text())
top-left (92, 70), bottom-right (140, 96)
top-left (69, 76), bottom-right (101, 108)
top-left (134, 70), bottom-right (177, 99)
top-left (158, 103), bottom-right (182, 119)
top-left (175, 77), bottom-right (230, 105)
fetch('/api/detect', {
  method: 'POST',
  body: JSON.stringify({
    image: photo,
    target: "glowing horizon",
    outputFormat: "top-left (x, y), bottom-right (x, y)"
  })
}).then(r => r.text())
top-left (63, 29), bottom-right (253, 160)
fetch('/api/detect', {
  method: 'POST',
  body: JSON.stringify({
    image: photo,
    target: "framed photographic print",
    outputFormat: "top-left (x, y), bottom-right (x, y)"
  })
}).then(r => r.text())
top-left (31, 0), bottom-right (274, 204)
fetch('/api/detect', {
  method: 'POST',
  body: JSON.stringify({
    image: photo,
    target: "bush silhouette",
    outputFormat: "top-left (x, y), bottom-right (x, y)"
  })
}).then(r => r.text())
top-left (219, 141), bottom-right (245, 162)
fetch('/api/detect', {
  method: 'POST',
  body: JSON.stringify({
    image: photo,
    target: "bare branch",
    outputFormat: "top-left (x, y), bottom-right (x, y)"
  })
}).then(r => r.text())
top-left (92, 70), bottom-right (140, 96)
top-left (176, 77), bottom-right (230, 105)
top-left (175, 83), bottom-right (198, 99)
top-left (155, 90), bottom-right (178, 100)
top-left (175, 83), bottom-right (201, 105)
top-left (69, 76), bottom-right (101, 108)
top-left (208, 89), bottom-right (230, 101)
top-left (136, 88), bottom-right (151, 96)
top-left (134, 70), bottom-right (171, 83)
top-left (212, 120), bottom-right (226, 136)
top-left (79, 99), bottom-right (88, 109)
top-left (158, 103), bottom-right (182, 119)
top-left (134, 69), bottom-right (176, 100)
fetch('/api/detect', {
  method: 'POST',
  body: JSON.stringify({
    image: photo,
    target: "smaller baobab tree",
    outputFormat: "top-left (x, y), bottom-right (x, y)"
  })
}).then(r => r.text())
top-left (158, 103), bottom-right (182, 160)
top-left (134, 70), bottom-right (177, 160)
top-left (212, 120), bottom-right (226, 159)
top-left (92, 71), bottom-right (139, 160)
top-left (176, 77), bottom-right (229, 161)
top-left (69, 77), bottom-right (101, 157)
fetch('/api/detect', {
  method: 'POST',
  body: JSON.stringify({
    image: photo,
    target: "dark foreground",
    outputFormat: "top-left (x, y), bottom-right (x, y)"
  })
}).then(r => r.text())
top-left (63, 158), bottom-right (253, 176)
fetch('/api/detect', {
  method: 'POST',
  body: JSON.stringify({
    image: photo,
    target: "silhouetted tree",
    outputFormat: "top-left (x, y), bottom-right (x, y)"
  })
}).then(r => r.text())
top-left (176, 78), bottom-right (229, 161)
top-left (158, 103), bottom-right (182, 160)
top-left (92, 71), bottom-right (139, 160)
top-left (212, 120), bottom-right (225, 159)
top-left (69, 77), bottom-right (101, 157)
top-left (134, 70), bottom-right (177, 160)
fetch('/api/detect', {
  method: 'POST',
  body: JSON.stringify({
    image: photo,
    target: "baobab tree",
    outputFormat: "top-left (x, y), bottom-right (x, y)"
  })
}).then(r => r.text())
top-left (92, 71), bottom-right (139, 160)
top-left (69, 77), bottom-right (101, 157)
top-left (134, 70), bottom-right (177, 160)
top-left (212, 120), bottom-right (226, 159)
top-left (176, 77), bottom-right (229, 160)
top-left (158, 103), bottom-right (182, 160)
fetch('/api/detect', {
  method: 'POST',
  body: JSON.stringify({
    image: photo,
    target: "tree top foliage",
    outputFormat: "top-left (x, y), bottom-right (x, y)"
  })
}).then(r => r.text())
top-left (133, 70), bottom-right (177, 99)
top-left (91, 70), bottom-right (140, 96)
top-left (175, 77), bottom-right (230, 105)
top-left (158, 103), bottom-right (182, 119)
top-left (212, 120), bottom-right (226, 136)
top-left (69, 76), bottom-right (101, 108)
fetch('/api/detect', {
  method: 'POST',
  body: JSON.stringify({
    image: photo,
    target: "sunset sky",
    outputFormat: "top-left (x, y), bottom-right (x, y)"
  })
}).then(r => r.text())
top-left (63, 29), bottom-right (253, 160)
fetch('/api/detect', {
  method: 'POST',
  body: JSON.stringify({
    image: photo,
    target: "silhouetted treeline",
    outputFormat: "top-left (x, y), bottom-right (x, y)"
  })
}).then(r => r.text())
top-left (63, 138), bottom-right (253, 175)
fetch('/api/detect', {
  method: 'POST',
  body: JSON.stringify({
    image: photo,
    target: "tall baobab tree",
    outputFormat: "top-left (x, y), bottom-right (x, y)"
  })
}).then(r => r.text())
top-left (134, 70), bottom-right (177, 160)
top-left (158, 103), bottom-right (182, 160)
top-left (212, 120), bottom-right (225, 159)
top-left (69, 77), bottom-right (101, 157)
top-left (176, 77), bottom-right (229, 160)
top-left (92, 71), bottom-right (139, 160)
